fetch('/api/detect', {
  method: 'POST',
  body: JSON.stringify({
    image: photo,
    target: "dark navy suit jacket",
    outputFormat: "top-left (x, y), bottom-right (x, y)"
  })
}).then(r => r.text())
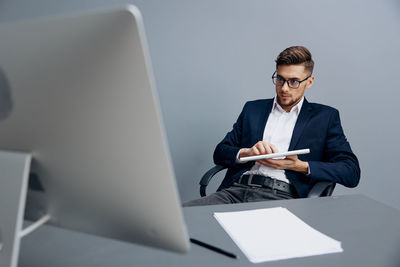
top-left (213, 98), bottom-right (360, 198)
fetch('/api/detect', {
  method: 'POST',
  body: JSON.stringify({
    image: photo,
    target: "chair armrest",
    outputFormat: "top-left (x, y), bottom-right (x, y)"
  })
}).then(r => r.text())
top-left (307, 181), bottom-right (336, 198)
top-left (199, 165), bottom-right (227, 197)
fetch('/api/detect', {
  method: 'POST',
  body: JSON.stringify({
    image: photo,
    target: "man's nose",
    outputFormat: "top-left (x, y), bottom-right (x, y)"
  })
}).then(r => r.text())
top-left (281, 81), bottom-right (290, 91)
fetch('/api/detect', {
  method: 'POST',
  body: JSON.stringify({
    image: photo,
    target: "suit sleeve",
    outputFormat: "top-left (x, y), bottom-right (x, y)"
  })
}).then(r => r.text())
top-left (307, 109), bottom-right (360, 188)
top-left (213, 104), bottom-right (247, 168)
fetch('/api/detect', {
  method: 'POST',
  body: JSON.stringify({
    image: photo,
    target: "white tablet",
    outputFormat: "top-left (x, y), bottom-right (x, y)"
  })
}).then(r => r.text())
top-left (238, 149), bottom-right (310, 163)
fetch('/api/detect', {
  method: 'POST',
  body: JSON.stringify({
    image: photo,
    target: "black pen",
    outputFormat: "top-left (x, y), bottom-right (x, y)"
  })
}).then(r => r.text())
top-left (190, 238), bottom-right (238, 259)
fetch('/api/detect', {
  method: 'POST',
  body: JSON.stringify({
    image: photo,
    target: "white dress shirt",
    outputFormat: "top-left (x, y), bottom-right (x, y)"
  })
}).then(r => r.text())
top-left (242, 97), bottom-right (304, 184)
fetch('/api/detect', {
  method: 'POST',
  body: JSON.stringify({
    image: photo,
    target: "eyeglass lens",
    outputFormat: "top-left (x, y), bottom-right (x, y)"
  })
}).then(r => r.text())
top-left (273, 76), bottom-right (300, 88)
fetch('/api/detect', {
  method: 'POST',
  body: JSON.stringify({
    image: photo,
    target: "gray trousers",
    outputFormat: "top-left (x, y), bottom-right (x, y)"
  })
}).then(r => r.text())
top-left (183, 183), bottom-right (294, 207)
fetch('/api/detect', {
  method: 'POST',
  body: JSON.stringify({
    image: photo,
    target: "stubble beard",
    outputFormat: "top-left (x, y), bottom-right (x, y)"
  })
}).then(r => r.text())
top-left (277, 95), bottom-right (302, 111)
top-left (277, 95), bottom-right (295, 107)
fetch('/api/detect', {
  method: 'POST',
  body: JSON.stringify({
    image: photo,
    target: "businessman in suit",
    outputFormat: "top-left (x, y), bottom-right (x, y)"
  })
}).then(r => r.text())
top-left (184, 46), bottom-right (360, 206)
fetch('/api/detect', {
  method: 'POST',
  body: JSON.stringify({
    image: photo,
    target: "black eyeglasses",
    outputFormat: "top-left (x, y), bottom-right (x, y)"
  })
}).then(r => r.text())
top-left (272, 71), bottom-right (310, 89)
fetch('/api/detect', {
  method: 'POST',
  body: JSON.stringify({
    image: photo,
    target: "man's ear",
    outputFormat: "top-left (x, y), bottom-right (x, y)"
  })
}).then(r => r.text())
top-left (306, 76), bottom-right (314, 89)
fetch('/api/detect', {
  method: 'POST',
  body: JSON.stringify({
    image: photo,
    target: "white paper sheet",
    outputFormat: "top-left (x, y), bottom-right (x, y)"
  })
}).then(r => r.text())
top-left (214, 207), bottom-right (343, 263)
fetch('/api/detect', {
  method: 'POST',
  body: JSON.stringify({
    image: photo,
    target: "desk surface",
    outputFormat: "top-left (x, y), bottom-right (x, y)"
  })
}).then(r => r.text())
top-left (19, 195), bottom-right (400, 267)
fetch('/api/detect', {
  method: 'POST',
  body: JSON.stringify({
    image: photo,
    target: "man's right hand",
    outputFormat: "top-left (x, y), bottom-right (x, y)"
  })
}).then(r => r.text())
top-left (239, 141), bottom-right (278, 158)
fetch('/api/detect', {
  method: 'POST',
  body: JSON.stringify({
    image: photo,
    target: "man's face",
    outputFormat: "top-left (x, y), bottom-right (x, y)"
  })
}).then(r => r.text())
top-left (275, 64), bottom-right (314, 112)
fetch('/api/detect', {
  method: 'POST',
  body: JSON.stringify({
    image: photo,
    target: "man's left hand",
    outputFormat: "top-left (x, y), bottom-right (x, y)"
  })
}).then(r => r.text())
top-left (257, 155), bottom-right (309, 174)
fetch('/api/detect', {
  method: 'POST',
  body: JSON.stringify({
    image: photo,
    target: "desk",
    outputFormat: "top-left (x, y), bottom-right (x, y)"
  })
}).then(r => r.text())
top-left (18, 195), bottom-right (400, 267)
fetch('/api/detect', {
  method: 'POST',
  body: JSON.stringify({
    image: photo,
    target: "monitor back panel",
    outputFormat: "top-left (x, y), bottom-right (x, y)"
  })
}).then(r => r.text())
top-left (0, 6), bottom-right (189, 252)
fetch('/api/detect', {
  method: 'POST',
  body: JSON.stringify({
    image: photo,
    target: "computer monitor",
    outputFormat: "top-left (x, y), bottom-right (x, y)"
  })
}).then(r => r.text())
top-left (0, 4), bottom-right (190, 256)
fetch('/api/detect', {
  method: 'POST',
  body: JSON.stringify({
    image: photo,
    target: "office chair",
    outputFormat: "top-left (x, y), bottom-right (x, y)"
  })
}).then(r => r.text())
top-left (199, 165), bottom-right (336, 198)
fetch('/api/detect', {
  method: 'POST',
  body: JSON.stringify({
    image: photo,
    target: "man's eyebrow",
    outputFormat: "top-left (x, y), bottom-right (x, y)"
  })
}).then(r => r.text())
top-left (277, 74), bottom-right (302, 80)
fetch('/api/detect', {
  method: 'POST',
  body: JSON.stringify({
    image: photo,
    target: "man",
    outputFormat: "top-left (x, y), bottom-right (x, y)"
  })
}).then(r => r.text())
top-left (184, 46), bottom-right (360, 206)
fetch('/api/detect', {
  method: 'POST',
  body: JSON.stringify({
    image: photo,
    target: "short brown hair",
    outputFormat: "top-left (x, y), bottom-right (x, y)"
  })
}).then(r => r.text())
top-left (275, 46), bottom-right (314, 74)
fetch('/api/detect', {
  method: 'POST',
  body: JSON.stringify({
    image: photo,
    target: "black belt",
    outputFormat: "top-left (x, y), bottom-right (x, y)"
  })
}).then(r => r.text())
top-left (236, 174), bottom-right (295, 195)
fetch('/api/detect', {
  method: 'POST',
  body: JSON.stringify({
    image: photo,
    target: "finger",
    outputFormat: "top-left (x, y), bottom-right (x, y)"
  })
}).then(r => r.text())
top-left (270, 144), bottom-right (279, 154)
top-left (262, 142), bottom-right (273, 154)
top-left (251, 146), bottom-right (261, 155)
top-left (260, 158), bottom-right (291, 170)
top-left (255, 142), bottom-right (266, 155)
top-left (284, 155), bottom-right (298, 162)
top-left (257, 159), bottom-right (274, 168)
top-left (258, 159), bottom-right (281, 169)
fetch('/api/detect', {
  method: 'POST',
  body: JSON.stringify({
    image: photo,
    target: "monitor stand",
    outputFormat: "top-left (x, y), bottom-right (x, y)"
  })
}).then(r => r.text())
top-left (0, 151), bottom-right (50, 267)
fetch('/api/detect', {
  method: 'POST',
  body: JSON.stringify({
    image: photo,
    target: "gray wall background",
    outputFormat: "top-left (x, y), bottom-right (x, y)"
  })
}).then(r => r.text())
top-left (1, 0), bottom-right (400, 209)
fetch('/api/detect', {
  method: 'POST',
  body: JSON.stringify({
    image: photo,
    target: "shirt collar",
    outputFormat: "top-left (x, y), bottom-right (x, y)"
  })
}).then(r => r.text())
top-left (272, 96), bottom-right (304, 115)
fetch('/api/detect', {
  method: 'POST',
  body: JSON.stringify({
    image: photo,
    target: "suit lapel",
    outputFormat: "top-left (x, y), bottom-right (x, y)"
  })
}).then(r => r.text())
top-left (288, 98), bottom-right (313, 150)
top-left (256, 99), bottom-right (273, 142)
